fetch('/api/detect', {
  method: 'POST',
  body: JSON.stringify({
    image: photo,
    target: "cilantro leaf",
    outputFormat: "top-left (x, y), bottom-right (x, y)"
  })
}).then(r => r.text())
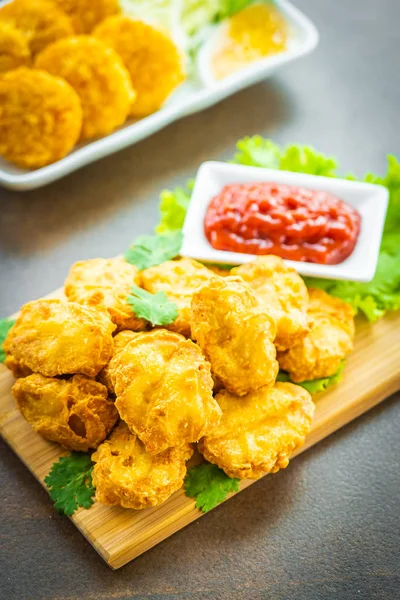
top-left (0, 318), bottom-right (16, 363)
top-left (156, 182), bottom-right (193, 234)
top-left (44, 453), bottom-right (95, 517)
top-left (277, 362), bottom-right (345, 395)
top-left (124, 231), bottom-right (183, 270)
top-left (185, 463), bottom-right (240, 512)
top-left (127, 285), bottom-right (178, 326)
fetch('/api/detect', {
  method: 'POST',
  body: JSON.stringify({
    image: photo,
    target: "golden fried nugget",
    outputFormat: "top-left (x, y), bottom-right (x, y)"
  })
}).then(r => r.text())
top-left (92, 421), bottom-right (193, 509)
top-left (141, 258), bottom-right (215, 337)
top-left (35, 36), bottom-right (135, 140)
top-left (94, 16), bottom-right (185, 117)
top-left (0, 0), bottom-right (74, 56)
top-left (52, 0), bottom-right (120, 34)
top-left (207, 265), bottom-right (231, 277)
top-left (191, 277), bottom-right (279, 396)
top-left (0, 68), bottom-right (82, 169)
top-left (0, 21), bottom-right (30, 73)
top-left (232, 256), bottom-right (309, 351)
top-left (64, 257), bottom-right (146, 332)
top-left (13, 373), bottom-right (117, 451)
top-left (198, 382), bottom-right (315, 479)
top-left (277, 288), bottom-right (355, 382)
top-left (98, 330), bottom-right (143, 394)
top-left (4, 353), bottom-right (32, 379)
top-left (108, 329), bottom-right (221, 454)
top-left (4, 299), bottom-right (115, 378)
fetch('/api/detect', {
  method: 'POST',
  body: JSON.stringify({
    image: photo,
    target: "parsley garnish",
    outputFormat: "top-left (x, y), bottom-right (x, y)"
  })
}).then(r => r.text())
top-left (44, 453), bottom-right (95, 516)
top-left (124, 231), bottom-right (183, 270)
top-left (184, 463), bottom-right (240, 512)
top-left (127, 285), bottom-right (178, 327)
top-left (0, 317), bottom-right (16, 363)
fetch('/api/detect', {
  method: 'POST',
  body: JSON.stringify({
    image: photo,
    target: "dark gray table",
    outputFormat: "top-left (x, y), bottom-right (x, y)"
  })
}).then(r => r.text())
top-left (1, 1), bottom-right (399, 599)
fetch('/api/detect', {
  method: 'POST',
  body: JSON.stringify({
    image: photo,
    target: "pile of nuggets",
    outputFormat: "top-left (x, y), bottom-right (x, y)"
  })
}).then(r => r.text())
top-left (0, 0), bottom-right (185, 169)
top-left (4, 254), bottom-right (355, 510)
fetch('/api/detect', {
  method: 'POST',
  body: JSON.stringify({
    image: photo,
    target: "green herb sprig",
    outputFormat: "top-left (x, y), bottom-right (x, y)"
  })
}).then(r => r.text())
top-left (185, 463), bottom-right (240, 512)
top-left (125, 231), bottom-right (183, 270)
top-left (44, 453), bottom-right (95, 516)
top-left (127, 285), bottom-right (178, 327)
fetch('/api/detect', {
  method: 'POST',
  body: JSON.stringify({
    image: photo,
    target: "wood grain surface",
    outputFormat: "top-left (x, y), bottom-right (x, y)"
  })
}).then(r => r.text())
top-left (1, 302), bottom-right (399, 569)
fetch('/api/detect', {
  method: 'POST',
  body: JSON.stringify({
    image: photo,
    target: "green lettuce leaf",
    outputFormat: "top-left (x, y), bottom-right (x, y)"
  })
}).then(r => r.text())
top-left (277, 362), bottom-right (345, 395)
top-left (156, 181), bottom-right (193, 234)
top-left (0, 318), bottom-right (15, 363)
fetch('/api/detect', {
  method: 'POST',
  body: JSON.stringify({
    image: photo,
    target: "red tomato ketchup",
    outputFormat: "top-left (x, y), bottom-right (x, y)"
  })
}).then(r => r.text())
top-left (204, 182), bottom-right (361, 264)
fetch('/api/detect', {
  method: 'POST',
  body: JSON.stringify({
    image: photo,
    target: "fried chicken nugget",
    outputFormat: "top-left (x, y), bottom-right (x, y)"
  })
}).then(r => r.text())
top-left (198, 382), bottom-right (315, 479)
top-left (92, 421), bottom-right (193, 509)
top-left (64, 257), bottom-right (147, 332)
top-left (94, 16), bottom-right (185, 117)
top-left (191, 277), bottom-right (279, 397)
top-left (35, 36), bottom-right (135, 140)
top-left (0, 21), bottom-right (30, 73)
top-left (13, 373), bottom-right (118, 451)
top-left (0, 0), bottom-right (74, 56)
top-left (0, 68), bottom-right (82, 169)
top-left (4, 353), bottom-right (32, 379)
top-left (52, 0), bottom-right (120, 34)
top-left (141, 258), bottom-right (215, 337)
top-left (277, 288), bottom-right (355, 382)
top-left (98, 330), bottom-right (143, 394)
top-left (108, 329), bottom-right (221, 454)
top-left (231, 256), bottom-right (309, 351)
top-left (4, 299), bottom-right (116, 378)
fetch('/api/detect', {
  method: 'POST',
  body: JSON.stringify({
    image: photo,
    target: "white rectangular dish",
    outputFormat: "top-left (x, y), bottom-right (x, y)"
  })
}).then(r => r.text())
top-left (180, 161), bottom-right (389, 282)
top-left (0, 0), bottom-right (318, 191)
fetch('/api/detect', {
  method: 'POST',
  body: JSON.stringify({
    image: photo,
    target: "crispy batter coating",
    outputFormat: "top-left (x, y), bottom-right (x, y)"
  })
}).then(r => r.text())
top-left (198, 382), bottom-right (315, 479)
top-left (0, 0), bottom-right (74, 56)
top-left (4, 353), bottom-right (32, 379)
top-left (52, 0), bottom-right (121, 34)
top-left (64, 257), bottom-right (146, 332)
top-left (207, 265), bottom-right (231, 277)
top-left (232, 256), bottom-right (309, 351)
top-left (35, 36), bottom-right (135, 140)
top-left (277, 288), bottom-right (355, 382)
top-left (141, 258), bottom-right (215, 337)
top-left (0, 68), bottom-right (82, 169)
top-left (94, 16), bottom-right (185, 117)
top-left (190, 277), bottom-right (279, 396)
top-left (98, 330), bottom-right (143, 394)
top-left (4, 299), bottom-right (115, 378)
top-left (0, 21), bottom-right (30, 73)
top-left (108, 329), bottom-right (221, 454)
top-left (92, 421), bottom-right (193, 509)
top-left (13, 373), bottom-right (118, 451)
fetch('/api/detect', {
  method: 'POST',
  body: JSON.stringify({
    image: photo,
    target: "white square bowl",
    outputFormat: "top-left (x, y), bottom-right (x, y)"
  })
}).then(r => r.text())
top-left (181, 161), bottom-right (389, 282)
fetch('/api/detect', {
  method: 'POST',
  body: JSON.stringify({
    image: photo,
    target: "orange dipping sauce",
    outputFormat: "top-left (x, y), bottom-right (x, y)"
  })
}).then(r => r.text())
top-left (204, 182), bottom-right (361, 265)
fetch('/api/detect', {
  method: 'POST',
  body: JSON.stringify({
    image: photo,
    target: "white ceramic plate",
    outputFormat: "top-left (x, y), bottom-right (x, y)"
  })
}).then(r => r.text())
top-left (180, 161), bottom-right (389, 282)
top-left (0, 0), bottom-right (318, 191)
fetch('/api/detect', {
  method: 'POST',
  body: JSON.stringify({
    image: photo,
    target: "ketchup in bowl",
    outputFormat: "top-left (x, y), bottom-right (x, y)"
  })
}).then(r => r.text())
top-left (204, 182), bottom-right (361, 265)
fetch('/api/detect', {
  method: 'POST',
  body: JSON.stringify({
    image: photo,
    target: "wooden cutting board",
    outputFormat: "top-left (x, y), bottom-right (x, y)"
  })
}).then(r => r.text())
top-left (1, 297), bottom-right (400, 569)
